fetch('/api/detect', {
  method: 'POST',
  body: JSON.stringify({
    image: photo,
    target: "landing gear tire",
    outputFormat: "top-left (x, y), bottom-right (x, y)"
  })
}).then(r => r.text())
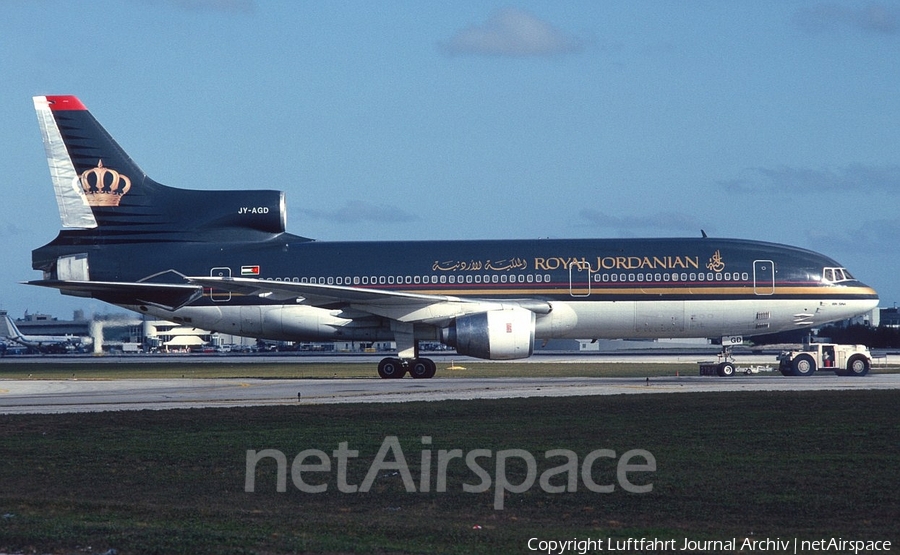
top-left (844, 355), bottom-right (870, 377)
top-left (409, 358), bottom-right (436, 379)
top-left (717, 362), bottom-right (736, 377)
top-left (791, 353), bottom-right (817, 377)
top-left (378, 357), bottom-right (407, 379)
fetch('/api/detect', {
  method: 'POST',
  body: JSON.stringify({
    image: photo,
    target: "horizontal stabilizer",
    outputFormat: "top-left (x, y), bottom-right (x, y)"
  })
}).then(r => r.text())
top-left (27, 280), bottom-right (202, 311)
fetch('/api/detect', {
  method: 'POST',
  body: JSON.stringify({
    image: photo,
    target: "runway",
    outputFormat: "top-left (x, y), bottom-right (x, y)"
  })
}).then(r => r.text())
top-left (1, 373), bottom-right (899, 414)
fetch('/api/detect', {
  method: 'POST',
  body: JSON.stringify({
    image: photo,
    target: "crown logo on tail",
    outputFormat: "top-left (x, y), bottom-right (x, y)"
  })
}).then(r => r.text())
top-left (79, 160), bottom-right (131, 207)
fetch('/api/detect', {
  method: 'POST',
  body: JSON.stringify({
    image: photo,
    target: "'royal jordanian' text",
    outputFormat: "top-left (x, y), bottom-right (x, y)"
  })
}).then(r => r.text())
top-left (534, 256), bottom-right (700, 272)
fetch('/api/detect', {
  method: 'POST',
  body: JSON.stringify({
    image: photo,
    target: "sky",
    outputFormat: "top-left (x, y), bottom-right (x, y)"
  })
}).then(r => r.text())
top-left (1, 0), bottom-right (899, 320)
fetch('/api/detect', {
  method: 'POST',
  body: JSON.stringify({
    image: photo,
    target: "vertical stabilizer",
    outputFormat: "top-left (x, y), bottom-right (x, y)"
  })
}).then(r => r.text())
top-left (0, 312), bottom-right (24, 342)
top-left (31, 95), bottom-right (291, 242)
top-left (33, 96), bottom-right (98, 229)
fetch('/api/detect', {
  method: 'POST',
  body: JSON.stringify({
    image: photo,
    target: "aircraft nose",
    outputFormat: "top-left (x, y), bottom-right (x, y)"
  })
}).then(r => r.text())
top-left (865, 289), bottom-right (879, 308)
top-left (858, 283), bottom-right (879, 300)
top-left (853, 283), bottom-right (880, 312)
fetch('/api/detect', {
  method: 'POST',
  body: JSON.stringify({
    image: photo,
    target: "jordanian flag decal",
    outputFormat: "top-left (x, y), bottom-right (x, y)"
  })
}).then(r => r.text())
top-left (241, 265), bottom-right (260, 276)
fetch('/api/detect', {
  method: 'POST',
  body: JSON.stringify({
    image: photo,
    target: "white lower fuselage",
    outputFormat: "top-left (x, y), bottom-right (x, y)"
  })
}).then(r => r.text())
top-left (132, 296), bottom-right (877, 346)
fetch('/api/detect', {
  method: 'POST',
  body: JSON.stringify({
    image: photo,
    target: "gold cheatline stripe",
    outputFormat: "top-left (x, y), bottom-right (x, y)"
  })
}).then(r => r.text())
top-left (413, 286), bottom-right (876, 296)
top-left (204, 285), bottom-right (875, 299)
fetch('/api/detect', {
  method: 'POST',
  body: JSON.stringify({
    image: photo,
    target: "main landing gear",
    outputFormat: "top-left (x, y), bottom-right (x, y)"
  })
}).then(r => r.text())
top-left (377, 357), bottom-right (437, 379)
top-left (378, 320), bottom-right (437, 379)
top-left (379, 323), bottom-right (438, 379)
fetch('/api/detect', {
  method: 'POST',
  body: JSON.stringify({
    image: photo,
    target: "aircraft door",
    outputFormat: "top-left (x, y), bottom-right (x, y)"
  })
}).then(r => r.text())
top-left (569, 262), bottom-right (591, 297)
top-left (753, 260), bottom-right (775, 295)
top-left (209, 267), bottom-right (232, 302)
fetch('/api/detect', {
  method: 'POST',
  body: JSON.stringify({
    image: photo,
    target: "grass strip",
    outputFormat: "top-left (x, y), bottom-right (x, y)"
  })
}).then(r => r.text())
top-left (0, 390), bottom-right (897, 554)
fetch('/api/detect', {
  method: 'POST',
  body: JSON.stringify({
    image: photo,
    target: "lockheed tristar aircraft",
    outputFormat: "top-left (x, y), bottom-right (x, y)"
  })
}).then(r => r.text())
top-left (27, 95), bottom-right (879, 378)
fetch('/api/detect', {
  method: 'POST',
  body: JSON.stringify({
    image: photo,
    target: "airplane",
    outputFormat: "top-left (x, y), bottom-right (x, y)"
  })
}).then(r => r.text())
top-left (25, 95), bottom-right (879, 377)
top-left (0, 310), bottom-right (91, 353)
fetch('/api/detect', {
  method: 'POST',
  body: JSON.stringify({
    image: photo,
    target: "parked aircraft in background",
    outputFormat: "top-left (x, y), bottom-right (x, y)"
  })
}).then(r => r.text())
top-left (26, 96), bottom-right (878, 377)
top-left (0, 311), bottom-right (91, 353)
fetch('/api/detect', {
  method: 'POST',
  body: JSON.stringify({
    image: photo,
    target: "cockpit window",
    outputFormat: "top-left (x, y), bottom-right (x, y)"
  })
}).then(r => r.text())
top-left (822, 267), bottom-right (854, 283)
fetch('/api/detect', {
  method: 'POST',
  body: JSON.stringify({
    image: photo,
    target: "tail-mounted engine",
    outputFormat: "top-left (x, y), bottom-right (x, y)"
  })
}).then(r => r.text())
top-left (441, 308), bottom-right (535, 360)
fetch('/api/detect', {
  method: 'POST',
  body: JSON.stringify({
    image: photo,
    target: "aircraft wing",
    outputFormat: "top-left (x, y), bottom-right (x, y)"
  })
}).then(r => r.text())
top-left (189, 276), bottom-right (551, 324)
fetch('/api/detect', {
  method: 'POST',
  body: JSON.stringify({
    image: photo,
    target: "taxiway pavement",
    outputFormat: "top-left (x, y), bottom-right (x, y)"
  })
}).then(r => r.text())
top-left (1, 374), bottom-right (898, 414)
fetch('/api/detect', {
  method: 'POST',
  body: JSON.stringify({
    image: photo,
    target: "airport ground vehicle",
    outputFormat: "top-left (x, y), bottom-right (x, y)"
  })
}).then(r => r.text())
top-left (699, 358), bottom-right (774, 377)
top-left (699, 336), bottom-right (776, 377)
top-left (776, 343), bottom-right (872, 377)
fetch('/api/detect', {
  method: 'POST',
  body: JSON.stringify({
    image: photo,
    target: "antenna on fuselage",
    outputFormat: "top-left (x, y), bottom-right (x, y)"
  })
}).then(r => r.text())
top-left (701, 229), bottom-right (708, 238)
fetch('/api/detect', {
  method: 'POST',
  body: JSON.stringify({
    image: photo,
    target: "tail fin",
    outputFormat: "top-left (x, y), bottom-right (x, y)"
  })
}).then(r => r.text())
top-left (32, 95), bottom-right (287, 237)
top-left (0, 311), bottom-right (24, 342)
top-left (34, 96), bottom-right (103, 229)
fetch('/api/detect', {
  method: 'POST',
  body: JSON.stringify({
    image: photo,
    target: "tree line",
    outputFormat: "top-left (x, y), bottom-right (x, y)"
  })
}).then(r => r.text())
top-left (751, 324), bottom-right (900, 348)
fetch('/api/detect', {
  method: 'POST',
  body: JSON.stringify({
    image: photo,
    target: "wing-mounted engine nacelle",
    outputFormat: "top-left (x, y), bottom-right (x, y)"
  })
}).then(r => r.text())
top-left (440, 308), bottom-right (535, 360)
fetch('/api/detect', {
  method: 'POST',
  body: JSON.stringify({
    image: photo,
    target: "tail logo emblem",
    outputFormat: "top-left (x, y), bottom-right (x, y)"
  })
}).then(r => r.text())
top-left (79, 160), bottom-right (131, 207)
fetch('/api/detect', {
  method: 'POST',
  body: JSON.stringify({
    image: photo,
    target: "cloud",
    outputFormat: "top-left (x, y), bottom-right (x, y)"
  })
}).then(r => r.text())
top-left (578, 209), bottom-right (701, 235)
top-left (793, 2), bottom-right (900, 35)
top-left (297, 200), bottom-right (421, 225)
top-left (807, 218), bottom-right (900, 254)
top-left (0, 223), bottom-right (27, 237)
top-left (719, 164), bottom-right (900, 194)
top-left (439, 8), bottom-right (584, 57)
top-left (140, 0), bottom-right (255, 14)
